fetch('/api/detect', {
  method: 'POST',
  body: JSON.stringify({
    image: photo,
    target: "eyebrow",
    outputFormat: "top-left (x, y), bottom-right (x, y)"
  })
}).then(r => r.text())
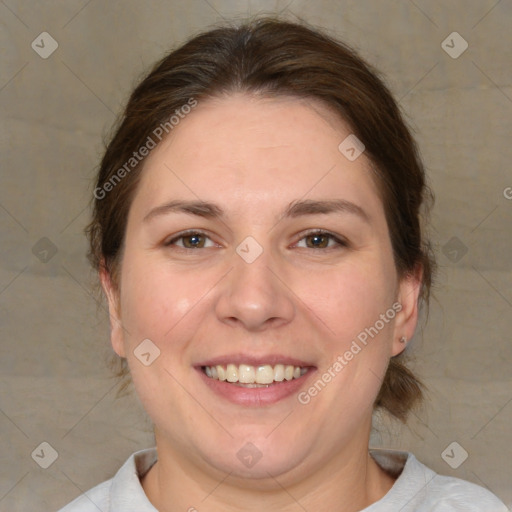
top-left (143, 198), bottom-right (370, 224)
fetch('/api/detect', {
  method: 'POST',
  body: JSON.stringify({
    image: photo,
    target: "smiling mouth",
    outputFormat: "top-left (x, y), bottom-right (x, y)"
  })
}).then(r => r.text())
top-left (201, 363), bottom-right (310, 387)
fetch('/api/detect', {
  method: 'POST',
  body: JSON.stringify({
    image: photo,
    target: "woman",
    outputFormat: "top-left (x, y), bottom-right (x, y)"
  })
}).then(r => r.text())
top-left (59, 17), bottom-right (507, 512)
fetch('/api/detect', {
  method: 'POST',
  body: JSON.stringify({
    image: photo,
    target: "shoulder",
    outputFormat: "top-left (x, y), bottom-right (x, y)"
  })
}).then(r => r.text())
top-left (56, 448), bottom-right (158, 512)
top-left (57, 480), bottom-right (111, 511)
top-left (369, 449), bottom-right (508, 511)
top-left (424, 472), bottom-right (508, 511)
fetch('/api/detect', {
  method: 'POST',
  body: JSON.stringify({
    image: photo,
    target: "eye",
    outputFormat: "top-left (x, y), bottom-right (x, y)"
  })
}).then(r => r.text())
top-left (294, 230), bottom-right (348, 250)
top-left (164, 230), bottom-right (216, 249)
top-left (163, 229), bottom-right (347, 251)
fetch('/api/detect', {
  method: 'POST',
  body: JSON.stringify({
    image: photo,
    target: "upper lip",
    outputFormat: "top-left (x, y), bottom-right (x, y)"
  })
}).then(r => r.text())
top-left (196, 353), bottom-right (315, 368)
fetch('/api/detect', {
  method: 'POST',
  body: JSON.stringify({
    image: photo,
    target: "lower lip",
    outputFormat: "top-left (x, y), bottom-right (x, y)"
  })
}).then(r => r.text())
top-left (196, 367), bottom-right (316, 406)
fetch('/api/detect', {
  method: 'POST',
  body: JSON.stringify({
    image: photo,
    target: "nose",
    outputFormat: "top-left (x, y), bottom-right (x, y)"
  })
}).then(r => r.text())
top-left (214, 246), bottom-right (296, 332)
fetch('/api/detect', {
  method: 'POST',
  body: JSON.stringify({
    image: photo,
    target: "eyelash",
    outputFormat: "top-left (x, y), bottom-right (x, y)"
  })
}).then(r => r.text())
top-left (164, 229), bottom-right (348, 251)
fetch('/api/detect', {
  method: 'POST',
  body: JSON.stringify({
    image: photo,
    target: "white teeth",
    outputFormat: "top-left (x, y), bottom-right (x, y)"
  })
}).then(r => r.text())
top-left (239, 364), bottom-right (255, 383)
top-left (226, 363), bottom-right (238, 383)
top-left (203, 363), bottom-right (308, 384)
top-left (274, 364), bottom-right (285, 382)
top-left (217, 365), bottom-right (227, 381)
top-left (255, 365), bottom-right (274, 384)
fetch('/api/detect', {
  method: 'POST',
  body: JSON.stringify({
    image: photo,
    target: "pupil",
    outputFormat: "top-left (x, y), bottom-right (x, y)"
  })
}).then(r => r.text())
top-left (186, 234), bottom-right (202, 248)
top-left (309, 234), bottom-right (326, 248)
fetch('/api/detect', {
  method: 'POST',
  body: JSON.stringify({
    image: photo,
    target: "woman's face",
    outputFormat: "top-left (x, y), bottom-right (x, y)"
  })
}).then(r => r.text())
top-left (102, 93), bottom-right (420, 483)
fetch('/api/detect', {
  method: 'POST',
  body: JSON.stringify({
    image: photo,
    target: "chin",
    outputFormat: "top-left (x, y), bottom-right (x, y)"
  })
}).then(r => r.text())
top-left (200, 433), bottom-right (311, 483)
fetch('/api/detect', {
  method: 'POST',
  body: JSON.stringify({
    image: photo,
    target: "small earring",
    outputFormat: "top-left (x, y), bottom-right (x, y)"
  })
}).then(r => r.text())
top-left (399, 336), bottom-right (407, 344)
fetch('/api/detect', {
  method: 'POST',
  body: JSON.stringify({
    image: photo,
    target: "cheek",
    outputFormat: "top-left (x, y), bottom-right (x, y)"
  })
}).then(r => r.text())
top-left (302, 258), bottom-right (396, 342)
top-left (118, 250), bottom-right (199, 340)
top-left (298, 264), bottom-right (397, 425)
top-left (117, 257), bottom-right (202, 411)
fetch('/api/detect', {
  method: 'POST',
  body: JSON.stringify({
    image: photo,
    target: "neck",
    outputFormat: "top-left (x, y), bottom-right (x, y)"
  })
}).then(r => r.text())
top-left (141, 432), bottom-right (396, 512)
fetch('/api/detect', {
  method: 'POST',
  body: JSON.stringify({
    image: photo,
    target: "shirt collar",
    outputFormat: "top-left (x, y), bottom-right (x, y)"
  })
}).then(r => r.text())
top-left (110, 448), bottom-right (158, 511)
top-left (107, 447), bottom-right (415, 511)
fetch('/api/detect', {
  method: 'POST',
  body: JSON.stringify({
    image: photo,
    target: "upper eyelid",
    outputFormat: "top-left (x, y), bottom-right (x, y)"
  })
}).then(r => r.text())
top-left (293, 230), bottom-right (348, 248)
top-left (164, 229), bottom-right (218, 246)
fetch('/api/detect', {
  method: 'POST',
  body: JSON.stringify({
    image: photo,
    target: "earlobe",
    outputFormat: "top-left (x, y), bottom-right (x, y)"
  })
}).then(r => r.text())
top-left (99, 261), bottom-right (126, 358)
top-left (391, 266), bottom-right (423, 357)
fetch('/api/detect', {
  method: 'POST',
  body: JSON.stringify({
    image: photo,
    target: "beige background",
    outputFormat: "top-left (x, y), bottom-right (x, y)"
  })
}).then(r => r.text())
top-left (1, 1), bottom-right (511, 510)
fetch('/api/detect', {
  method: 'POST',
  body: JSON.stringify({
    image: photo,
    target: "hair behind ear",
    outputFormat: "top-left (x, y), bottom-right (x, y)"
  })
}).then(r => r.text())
top-left (374, 353), bottom-right (426, 423)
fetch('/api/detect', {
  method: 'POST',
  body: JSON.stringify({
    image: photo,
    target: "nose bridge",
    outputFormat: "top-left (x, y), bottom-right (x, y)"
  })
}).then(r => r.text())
top-left (214, 240), bottom-right (295, 331)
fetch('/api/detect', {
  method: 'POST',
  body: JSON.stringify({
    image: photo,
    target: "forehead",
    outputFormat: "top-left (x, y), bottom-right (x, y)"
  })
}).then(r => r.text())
top-left (130, 93), bottom-right (383, 220)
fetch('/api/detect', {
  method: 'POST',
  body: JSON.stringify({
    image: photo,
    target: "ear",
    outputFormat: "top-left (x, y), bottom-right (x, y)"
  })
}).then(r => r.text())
top-left (391, 264), bottom-right (423, 357)
top-left (99, 260), bottom-right (126, 358)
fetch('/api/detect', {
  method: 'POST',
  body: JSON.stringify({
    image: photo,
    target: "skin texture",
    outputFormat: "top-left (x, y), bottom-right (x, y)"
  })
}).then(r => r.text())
top-left (101, 93), bottom-right (421, 512)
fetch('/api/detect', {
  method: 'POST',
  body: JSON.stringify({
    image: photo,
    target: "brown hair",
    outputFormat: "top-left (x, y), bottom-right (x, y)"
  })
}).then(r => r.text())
top-left (86, 16), bottom-right (435, 423)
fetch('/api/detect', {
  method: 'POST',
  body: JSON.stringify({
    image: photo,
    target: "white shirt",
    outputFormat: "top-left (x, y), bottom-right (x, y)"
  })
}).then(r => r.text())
top-left (58, 447), bottom-right (508, 511)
